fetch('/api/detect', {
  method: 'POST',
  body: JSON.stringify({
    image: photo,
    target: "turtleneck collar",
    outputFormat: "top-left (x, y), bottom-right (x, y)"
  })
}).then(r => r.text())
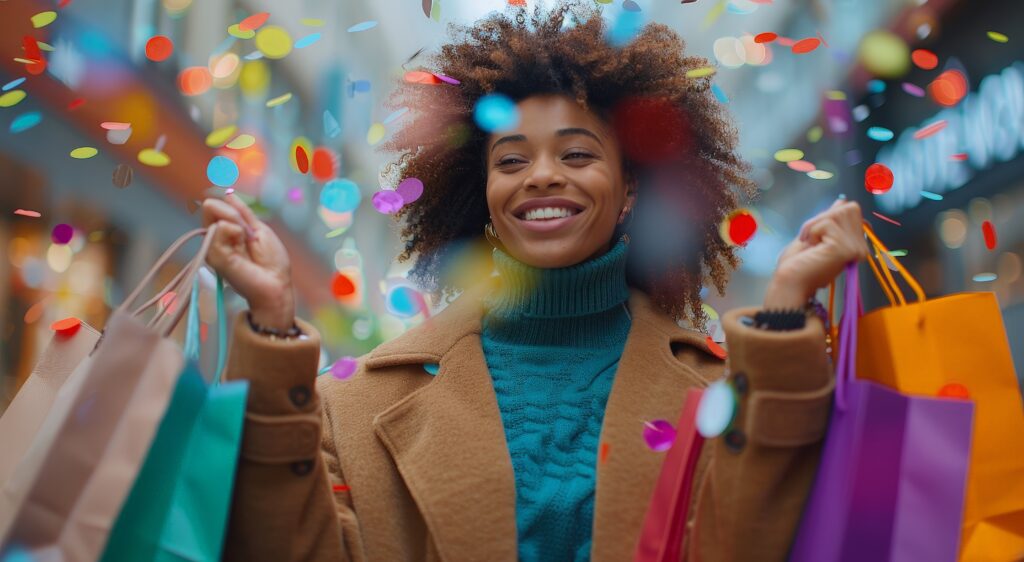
top-left (482, 236), bottom-right (632, 346)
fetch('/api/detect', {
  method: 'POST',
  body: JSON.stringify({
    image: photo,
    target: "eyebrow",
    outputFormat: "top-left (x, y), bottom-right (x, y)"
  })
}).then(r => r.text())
top-left (489, 127), bottom-right (604, 153)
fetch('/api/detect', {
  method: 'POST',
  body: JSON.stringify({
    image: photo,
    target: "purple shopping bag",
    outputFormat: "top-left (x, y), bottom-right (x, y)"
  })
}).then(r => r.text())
top-left (789, 262), bottom-right (974, 562)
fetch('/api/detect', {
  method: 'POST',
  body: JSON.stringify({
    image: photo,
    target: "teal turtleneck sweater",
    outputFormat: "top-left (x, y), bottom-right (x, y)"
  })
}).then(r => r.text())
top-left (481, 237), bottom-right (632, 562)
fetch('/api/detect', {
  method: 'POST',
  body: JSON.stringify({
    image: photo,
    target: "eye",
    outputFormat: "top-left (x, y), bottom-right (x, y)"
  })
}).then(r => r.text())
top-left (497, 156), bottom-right (527, 166)
top-left (564, 151), bottom-right (594, 160)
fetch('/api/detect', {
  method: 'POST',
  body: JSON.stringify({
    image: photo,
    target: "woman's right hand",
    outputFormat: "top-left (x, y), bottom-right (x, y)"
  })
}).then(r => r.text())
top-left (201, 195), bottom-right (296, 331)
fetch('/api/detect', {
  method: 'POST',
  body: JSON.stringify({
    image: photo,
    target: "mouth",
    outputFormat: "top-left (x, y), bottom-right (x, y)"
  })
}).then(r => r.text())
top-left (511, 207), bottom-right (586, 233)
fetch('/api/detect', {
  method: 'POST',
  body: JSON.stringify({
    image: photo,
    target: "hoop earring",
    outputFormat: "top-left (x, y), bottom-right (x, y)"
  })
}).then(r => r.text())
top-left (484, 220), bottom-right (502, 249)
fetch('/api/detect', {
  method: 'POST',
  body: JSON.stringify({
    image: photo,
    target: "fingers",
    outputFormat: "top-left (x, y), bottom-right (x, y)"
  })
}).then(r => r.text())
top-left (202, 198), bottom-right (246, 229)
top-left (806, 215), bottom-right (869, 262)
top-left (204, 219), bottom-right (246, 272)
top-left (799, 200), bottom-right (863, 242)
top-left (224, 194), bottom-right (260, 229)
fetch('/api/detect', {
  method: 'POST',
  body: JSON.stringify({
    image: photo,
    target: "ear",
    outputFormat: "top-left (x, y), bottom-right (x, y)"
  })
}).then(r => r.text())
top-left (624, 179), bottom-right (638, 210)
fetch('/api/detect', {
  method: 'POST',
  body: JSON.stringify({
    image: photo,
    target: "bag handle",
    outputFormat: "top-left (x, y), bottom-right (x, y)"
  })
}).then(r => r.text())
top-left (149, 225), bottom-right (218, 338)
top-left (116, 228), bottom-right (208, 316)
top-left (861, 222), bottom-right (926, 305)
top-left (834, 261), bottom-right (863, 412)
top-left (180, 273), bottom-right (228, 384)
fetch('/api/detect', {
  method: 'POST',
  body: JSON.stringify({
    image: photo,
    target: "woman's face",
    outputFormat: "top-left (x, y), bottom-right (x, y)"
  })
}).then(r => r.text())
top-left (485, 94), bottom-right (635, 268)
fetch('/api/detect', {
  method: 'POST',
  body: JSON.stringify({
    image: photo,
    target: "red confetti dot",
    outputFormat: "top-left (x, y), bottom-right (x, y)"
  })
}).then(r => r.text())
top-left (51, 223), bottom-right (73, 244)
top-left (928, 70), bottom-right (968, 107)
top-left (403, 71), bottom-right (441, 85)
top-left (792, 37), bottom-right (822, 54)
top-left (295, 145), bottom-right (309, 174)
top-left (311, 147), bottom-right (335, 182)
top-left (754, 32), bottom-right (778, 44)
top-left (726, 211), bottom-right (757, 246)
top-left (787, 160), bottom-right (816, 173)
top-left (913, 119), bottom-right (948, 140)
top-left (705, 336), bottom-right (727, 360)
top-left (938, 383), bottom-right (970, 399)
top-left (950, 153), bottom-right (968, 161)
top-left (331, 272), bottom-right (356, 298)
top-left (50, 317), bottom-right (81, 335)
top-left (982, 221), bottom-right (997, 250)
top-left (865, 163), bottom-right (894, 195)
top-left (238, 12), bottom-right (270, 32)
top-left (145, 35), bottom-right (174, 62)
top-left (332, 484), bottom-right (351, 493)
top-left (911, 49), bottom-right (938, 70)
top-left (599, 442), bottom-right (610, 465)
top-left (67, 98), bottom-right (85, 111)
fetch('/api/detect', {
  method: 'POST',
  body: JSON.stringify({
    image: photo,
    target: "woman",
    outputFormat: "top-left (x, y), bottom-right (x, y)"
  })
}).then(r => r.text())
top-left (204, 3), bottom-right (868, 561)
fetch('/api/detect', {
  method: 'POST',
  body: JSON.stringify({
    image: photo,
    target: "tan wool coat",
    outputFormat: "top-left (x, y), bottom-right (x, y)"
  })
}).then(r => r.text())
top-left (221, 278), bottom-right (834, 562)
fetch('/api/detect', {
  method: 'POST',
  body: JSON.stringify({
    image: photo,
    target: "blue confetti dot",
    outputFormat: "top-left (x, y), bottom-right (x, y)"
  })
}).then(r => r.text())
top-left (383, 107), bottom-right (409, 125)
top-left (387, 286), bottom-right (420, 318)
top-left (295, 33), bottom-right (322, 49)
top-left (2, 78), bottom-right (26, 91)
top-left (423, 363), bottom-right (440, 375)
top-left (866, 126), bottom-right (894, 141)
top-left (206, 156), bottom-right (239, 188)
top-left (867, 79), bottom-right (887, 94)
top-left (920, 190), bottom-right (944, 201)
top-left (347, 20), bottom-right (378, 33)
top-left (606, 10), bottom-right (644, 47)
top-left (474, 94), bottom-right (519, 133)
top-left (711, 84), bottom-right (729, 104)
top-left (10, 112), bottom-right (41, 133)
top-left (321, 178), bottom-right (362, 212)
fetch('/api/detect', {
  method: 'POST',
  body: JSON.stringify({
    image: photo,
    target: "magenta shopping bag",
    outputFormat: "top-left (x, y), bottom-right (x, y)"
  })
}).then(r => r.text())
top-left (789, 262), bottom-right (974, 562)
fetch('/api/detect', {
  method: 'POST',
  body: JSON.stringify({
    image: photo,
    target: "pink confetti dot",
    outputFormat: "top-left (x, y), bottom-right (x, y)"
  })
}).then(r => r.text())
top-left (51, 223), bottom-right (74, 244)
top-left (372, 190), bottom-right (404, 214)
top-left (642, 419), bottom-right (677, 452)
top-left (396, 177), bottom-right (424, 204)
top-left (330, 356), bottom-right (358, 380)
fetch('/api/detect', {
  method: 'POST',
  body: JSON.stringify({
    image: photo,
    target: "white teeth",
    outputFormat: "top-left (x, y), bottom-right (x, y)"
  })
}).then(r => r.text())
top-left (522, 207), bottom-right (578, 221)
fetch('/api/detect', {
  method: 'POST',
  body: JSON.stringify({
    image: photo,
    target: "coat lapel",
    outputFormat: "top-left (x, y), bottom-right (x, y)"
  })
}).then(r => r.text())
top-left (367, 279), bottom-right (519, 562)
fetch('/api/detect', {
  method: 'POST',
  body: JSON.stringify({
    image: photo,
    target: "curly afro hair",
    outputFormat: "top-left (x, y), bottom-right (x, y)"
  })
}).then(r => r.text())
top-left (381, 0), bottom-right (756, 329)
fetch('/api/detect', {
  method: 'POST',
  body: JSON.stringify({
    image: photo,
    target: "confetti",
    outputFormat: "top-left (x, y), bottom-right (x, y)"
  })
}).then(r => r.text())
top-left (207, 156), bottom-right (239, 187)
top-left (901, 82), bottom-right (926, 97)
top-left (642, 420), bottom-right (676, 452)
top-left (403, 70), bottom-right (441, 85)
top-left (372, 190), bottom-right (404, 214)
top-left (255, 26), bottom-right (292, 59)
top-left (787, 160), bottom-right (816, 173)
top-left (321, 178), bottom-right (362, 212)
top-left (867, 126), bottom-right (894, 141)
top-left (51, 223), bottom-right (74, 244)
top-left (145, 35), bottom-right (174, 62)
top-left (311, 147), bottom-right (335, 182)
top-left (950, 153), bottom-right (968, 161)
top-left (865, 162), bottom-right (894, 194)
top-left (239, 12), bottom-right (270, 31)
top-left (383, 107), bottom-right (409, 125)
top-left (720, 209), bottom-right (757, 246)
top-left (226, 134), bottom-right (255, 149)
top-left (295, 145), bottom-right (310, 174)
top-left (705, 336), bottom-right (727, 360)
top-left (70, 147), bottom-right (98, 159)
top-left (112, 164), bottom-right (133, 188)
top-left (205, 125), bottom-right (237, 147)
top-left (67, 98), bottom-right (85, 111)
top-left (323, 110), bottom-right (341, 138)
top-left (474, 94), bottom-right (519, 133)
top-left (294, 33), bottom-right (322, 49)
top-left (366, 122), bottom-right (386, 145)
top-left (10, 112), bottom-right (42, 133)
top-left (227, 24), bottom-right (255, 40)
top-left (872, 211), bottom-right (901, 226)
top-left (773, 148), bottom-right (804, 162)
top-left (685, 67), bottom-right (716, 78)
top-left (928, 70), bottom-right (967, 107)
top-left (792, 37), bottom-right (822, 54)
top-left (50, 317), bottom-right (81, 335)
top-left (266, 92), bottom-right (293, 107)
top-left (347, 21), bottom-right (378, 33)
top-left (913, 119), bottom-right (947, 140)
top-left (100, 121), bottom-right (131, 130)
top-left (0, 90), bottom-right (26, 107)
top-left (938, 383), bottom-right (970, 399)
top-left (972, 273), bottom-right (997, 283)
top-left (807, 170), bottom-right (834, 180)
top-left (396, 177), bottom-right (424, 204)
top-left (986, 31), bottom-right (1008, 43)
top-left (807, 126), bottom-right (823, 143)
top-left (331, 272), bottom-right (356, 298)
top-left (696, 379), bottom-right (736, 438)
top-left (138, 148), bottom-right (170, 167)
top-left (386, 286), bottom-right (421, 317)
top-left (31, 11), bottom-right (57, 28)
top-left (599, 442), bottom-right (610, 464)
top-left (301, 18), bottom-right (325, 27)
top-left (178, 67), bottom-right (212, 96)
top-left (2, 78), bottom-right (26, 91)
top-left (14, 209), bottom-right (41, 218)
top-left (754, 32), bottom-right (777, 43)
top-left (858, 30), bottom-right (910, 79)
top-left (332, 484), bottom-right (351, 493)
top-left (911, 49), bottom-right (938, 70)
top-left (982, 220), bottom-right (997, 250)
top-left (330, 356), bottom-right (358, 380)
top-left (711, 83), bottom-right (729, 103)
top-left (920, 190), bottom-right (943, 201)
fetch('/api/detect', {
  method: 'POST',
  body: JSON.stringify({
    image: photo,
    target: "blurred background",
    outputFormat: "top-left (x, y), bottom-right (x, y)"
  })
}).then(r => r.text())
top-left (2, 0), bottom-right (1022, 401)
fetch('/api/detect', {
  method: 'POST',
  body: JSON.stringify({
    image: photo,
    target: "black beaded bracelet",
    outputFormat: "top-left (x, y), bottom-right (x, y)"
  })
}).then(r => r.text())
top-left (752, 308), bottom-right (807, 331)
top-left (246, 311), bottom-right (304, 340)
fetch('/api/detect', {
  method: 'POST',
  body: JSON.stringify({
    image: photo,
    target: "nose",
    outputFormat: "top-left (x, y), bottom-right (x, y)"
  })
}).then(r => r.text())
top-left (524, 154), bottom-right (567, 190)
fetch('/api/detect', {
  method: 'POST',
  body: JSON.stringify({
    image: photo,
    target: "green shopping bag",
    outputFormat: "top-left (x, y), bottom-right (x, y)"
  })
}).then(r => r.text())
top-left (100, 276), bottom-right (249, 562)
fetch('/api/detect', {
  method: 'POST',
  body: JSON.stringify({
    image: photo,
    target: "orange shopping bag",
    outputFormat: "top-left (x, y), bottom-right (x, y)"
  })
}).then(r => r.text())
top-left (856, 223), bottom-right (1024, 561)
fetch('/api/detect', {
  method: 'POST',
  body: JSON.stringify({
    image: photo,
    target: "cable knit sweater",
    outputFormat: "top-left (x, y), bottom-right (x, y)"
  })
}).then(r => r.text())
top-left (481, 237), bottom-right (631, 562)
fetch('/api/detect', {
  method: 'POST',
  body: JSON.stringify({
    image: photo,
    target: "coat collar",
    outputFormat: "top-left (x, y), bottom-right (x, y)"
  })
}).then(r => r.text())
top-left (367, 277), bottom-right (720, 562)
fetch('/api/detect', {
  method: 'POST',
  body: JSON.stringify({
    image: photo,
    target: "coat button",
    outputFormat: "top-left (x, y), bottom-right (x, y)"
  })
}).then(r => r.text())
top-left (724, 429), bottom-right (746, 453)
top-left (731, 372), bottom-right (749, 395)
top-left (291, 460), bottom-right (315, 477)
top-left (289, 385), bottom-right (311, 407)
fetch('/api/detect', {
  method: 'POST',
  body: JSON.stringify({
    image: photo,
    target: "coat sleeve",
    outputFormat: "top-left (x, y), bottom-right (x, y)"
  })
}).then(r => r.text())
top-left (685, 307), bottom-right (835, 562)
top-left (220, 312), bottom-right (361, 562)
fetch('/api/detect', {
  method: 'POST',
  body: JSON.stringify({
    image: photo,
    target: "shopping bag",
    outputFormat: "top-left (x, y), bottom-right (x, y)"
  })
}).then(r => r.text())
top-left (857, 224), bottom-right (1024, 561)
top-left (0, 320), bottom-right (100, 488)
top-left (101, 276), bottom-right (248, 562)
top-left (789, 262), bottom-right (974, 562)
top-left (635, 389), bottom-right (705, 562)
top-left (0, 227), bottom-right (218, 562)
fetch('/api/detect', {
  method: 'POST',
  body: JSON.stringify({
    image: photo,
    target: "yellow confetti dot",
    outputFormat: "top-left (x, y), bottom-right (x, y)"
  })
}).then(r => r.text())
top-left (138, 148), bottom-right (171, 167)
top-left (774, 148), bottom-right (804, 163)
top-left (807, 170), bottom-right (835, 180)
top-left (226, 134), bottom-right (255, 149)
top-left (290, 136), bottom-right (313, 172)
top-left (367, 123), bottom-right (386, 145)
top-left (0, 90), bottom-right (27, 108)
top-left (825, 90), bottom-right (847, 101)
top-left (686, 67), bottom-right (716, 79)
top-left (228, 24), bottom-right (256, 40)
top-left (255, 26), bottom-right (292, 60)
top-left (266, 92), bottom-right (293, 107)
top-left (807, 126), bottom-right (823, 143)
top-left (31, 11), bottom-right (57, 29)
top-left (70, 147), bottom-right (98, 159)
top-left (987, 31), bottom-right (1009, 43)
top-left (36, 41), bottom-right (55, 52)
top-left (301, 18), bottom-right (325, 27)
top-left (240, 60), bottom-right (270, 96)
top-left (701, 303), bottom-right (720, 321)
top-left (205, 125), bottom-right (237, 147)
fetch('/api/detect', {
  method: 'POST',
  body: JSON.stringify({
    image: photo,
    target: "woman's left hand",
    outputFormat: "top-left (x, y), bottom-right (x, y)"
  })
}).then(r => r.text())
top-left (763, 199), bottom-right (870, 309)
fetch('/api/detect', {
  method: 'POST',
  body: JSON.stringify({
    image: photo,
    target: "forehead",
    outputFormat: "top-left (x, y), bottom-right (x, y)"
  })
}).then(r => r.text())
top-left (489, 94), bottom-right (610, 141)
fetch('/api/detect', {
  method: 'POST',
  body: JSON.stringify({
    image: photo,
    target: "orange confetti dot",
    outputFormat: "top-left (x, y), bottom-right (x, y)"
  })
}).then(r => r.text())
top-left (705, 336), bottom-right (727, 360)
top-left (911, 49), bottom-right (938, 70)
top-left (599, 442), bottom-right (610, 464)
top-left (311, 147), bottom-right (335, 182)
top-left (792, 37), bottom-right (822, 54)
top-left (332, 484), bottom-right (351, 492)
top-left (50, 317), bottom-right (81, 335)
top-left (403, 70), bottom-right (441, 85)
top-left (178, 66), bottom-right (212, 96)
top-left (331, 272), bottom-right (356, 298)
top-left (982, 221), bottom-right (997, 250)
top-left (145, 35), bottom-right (174, 62)
top-left (928, 70), bottom-right (968, 107)
top-left (938, 383), bottom-right (970, 399)
top-left (754, 32), bottom-right (778, 44)
top-left (239, 12), bottom-right (270, 31)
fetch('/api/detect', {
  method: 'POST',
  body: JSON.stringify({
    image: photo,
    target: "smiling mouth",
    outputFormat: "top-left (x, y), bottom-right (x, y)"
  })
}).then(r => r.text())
top-left (514, 208), bottom-right (586, 221)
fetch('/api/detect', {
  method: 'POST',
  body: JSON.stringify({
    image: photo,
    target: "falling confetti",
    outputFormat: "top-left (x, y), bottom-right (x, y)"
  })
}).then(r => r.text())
top-left (986, 31), bottom-right (1008, 43)
top-left (50, 317), bottom-right (81, 335)
top-left (386, 286), bottom-right (422, 318)
top-left (31, 11), bottom-right (57, 28)
top-left (255, 26), bottom-right (292, 59)
top-left (311, 147), bottom-right (335, 182)
top-left (791, 37), bottom-right (822, 54)
top-left (295, 145), bottom-right (310, 174)
top-left (911, 49), bottom-right (938, 70)
top-left (145, 36), bottom-right (174, 61)
top-left (225, 134), bottom-right (255, 149)
top-left (807, 170), bottom-right (834, 180)
top-left (321, 178), bottom-right (362, 212)
top-left (920, 190), bottom-right (943, 201)
top-left (642, 420), bottom-right (676, 452)
top-left (711, 83), bottom-right (729, 103)
top-left (720, 209), bottom-right (757, 246)
top-left (178, 67), bottom-right (212, 95)
top-left (0, 90), bottom-right (27, 107)
top-left (867, 126), bottom-right (894, 141)
top-left (773, 148), bottom-right (804, 163)
top-left (266, 92), bottom-right (293, 107)
top-left (51, 223), bottom-right (74, 244)
top-left (2, 78), bottom-right (26, 91)
top-left (695, 379), bottom-right (736, 438)
top-left (372, 190), bottom-right (404, 214)
top-left (14, 209), bottom-right (41, 218)
top-left (331, 272), bottom-right (357, 298)
top-left (474, 93), bottom-right (519, 132)
top-left (913, 119), bottom-right (947, 140)
top-left (396, 177), bottom-right (424, 204)
top-left (138, 148), bottom-right (170, 167)
top-left (238, 12), bottom-right (270, 31)
top-left (972, 273), bottom-right (997, 282)
top-left (685, 67), bottom-right (716, 78)
top-left (366, 122), bottom-right (386, 145)
top-left (403, 71), bottom-right (441, 85)
top-left (928, 70), bottom-right (968, 107)
top-left (228, 24), bottom-right (255, 40)
top-left (787, 160), bottom-right (816, 173)
top-left (901, 82), bottom-right (926, 98)
top-left (330, 356), bottom-right (358, 380)
top-left (754, 32), bottom-right (777, 43)
top-left (347, 21), bottom-right (378, 33)
top-left (70, 147), bottom-right (98, 159)
top-left (872, 211), bottom-right (901, 226)
top-left (982, 220), bottom-right (997, 250)
top-left (865, 163), bottom-right (894, 194)
top-left (295, 33), bottom-right (322, 49)
top-left (206, 125), bottom-right (237, 148)
top-left (10, 112), bottom-right (42, 133)
top-left (207, 156), bottom-right (240, 187)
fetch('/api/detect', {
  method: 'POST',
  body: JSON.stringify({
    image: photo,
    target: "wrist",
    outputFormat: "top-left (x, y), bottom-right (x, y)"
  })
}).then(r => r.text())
top-left (248, 288), bottom-right (295, 332)
top-left (763, 276), bottom-right (811, 309)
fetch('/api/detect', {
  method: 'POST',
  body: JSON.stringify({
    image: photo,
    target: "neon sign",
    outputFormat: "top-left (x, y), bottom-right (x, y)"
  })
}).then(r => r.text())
top-left (875, 61), bottom-right (1024, 214)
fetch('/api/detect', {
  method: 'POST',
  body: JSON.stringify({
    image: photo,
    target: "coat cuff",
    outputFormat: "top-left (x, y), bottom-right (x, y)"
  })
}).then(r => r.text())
top-left (721, 306), bottom-right (834, 447)
top-left (224, 311), bottom-right (321, 416)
